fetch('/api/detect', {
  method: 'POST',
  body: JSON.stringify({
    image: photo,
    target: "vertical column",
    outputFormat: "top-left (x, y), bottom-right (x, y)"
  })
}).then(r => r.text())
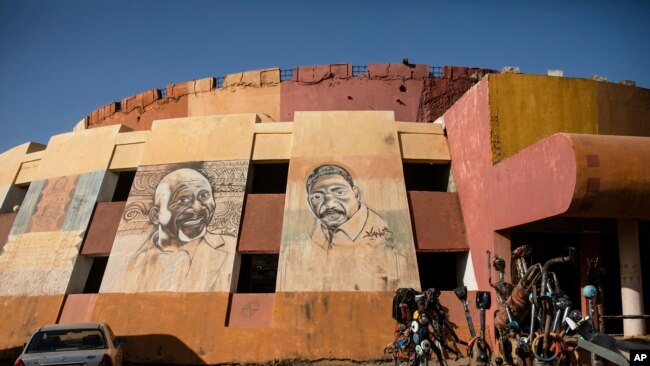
top-left (579, 232), bottom-right (601, 329)
top-left (618, 219), bottom-right (646, 336)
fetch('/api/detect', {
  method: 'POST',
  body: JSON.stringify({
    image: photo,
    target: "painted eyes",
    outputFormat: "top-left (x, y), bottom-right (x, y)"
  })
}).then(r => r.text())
top-left (176, 190), bottom-right (211, 204)
top-left (310, 189), bottom-right (348, 202)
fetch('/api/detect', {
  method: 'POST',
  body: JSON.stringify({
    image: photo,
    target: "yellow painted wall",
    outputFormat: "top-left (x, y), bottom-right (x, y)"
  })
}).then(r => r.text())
top-left (596, 81), bottom-right (650, 136)
top-left (488, 74), bottom-right (598, 162)
top-left (488, 74), bottom-right (650, 162)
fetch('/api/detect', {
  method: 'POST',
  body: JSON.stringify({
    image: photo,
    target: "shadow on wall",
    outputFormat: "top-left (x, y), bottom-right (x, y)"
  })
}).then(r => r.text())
top-left (0, 346), bottom-right (23, 365)
top-left (122, 334), bottom-right (206, 365)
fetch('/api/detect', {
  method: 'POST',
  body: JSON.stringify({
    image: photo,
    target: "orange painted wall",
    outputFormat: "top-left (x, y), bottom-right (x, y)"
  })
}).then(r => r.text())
top-left (0, 295), bottom-right (65, 359)
top-left (88, 291), bottom-right (479, 364)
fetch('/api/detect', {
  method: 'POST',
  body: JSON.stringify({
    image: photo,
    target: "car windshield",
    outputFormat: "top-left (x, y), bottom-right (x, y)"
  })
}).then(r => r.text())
top-left (26, 329), bottom-right (106, 353)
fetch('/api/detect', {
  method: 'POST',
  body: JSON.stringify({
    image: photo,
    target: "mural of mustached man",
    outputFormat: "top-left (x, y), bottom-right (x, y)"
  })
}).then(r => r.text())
top-left (278, 162), bottom-right (418, 292)
top-left (307, 164), bottom-right (392, 249)
top-left (101, 160), bottom-right (247, 293)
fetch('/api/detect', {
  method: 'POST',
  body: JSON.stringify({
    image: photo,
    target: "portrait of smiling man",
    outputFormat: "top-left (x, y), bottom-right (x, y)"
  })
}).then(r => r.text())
top-left (306, 164), bottom-right (392, 249)
top-left (112, 167), bottom-right (237, 292)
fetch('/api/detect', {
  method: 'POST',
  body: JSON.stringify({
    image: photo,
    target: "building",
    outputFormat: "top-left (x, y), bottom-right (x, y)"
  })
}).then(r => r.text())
top-left (0, 63), bottom-right (648, 364)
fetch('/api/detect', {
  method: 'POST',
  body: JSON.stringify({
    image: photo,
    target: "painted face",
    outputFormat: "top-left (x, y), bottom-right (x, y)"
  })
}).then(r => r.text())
top-left (155, 169), bottom-right (215, 244)
top-left (308, 174), bottom-right (360, 230)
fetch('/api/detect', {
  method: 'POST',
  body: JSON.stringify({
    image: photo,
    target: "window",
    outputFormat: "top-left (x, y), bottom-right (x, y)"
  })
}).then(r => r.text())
top-left (111, 170), bottom-right (136, 202)
top-left (236, 254), bottom-right (279, 293)
top-left (417, 252), bottom-right (465, 291)
top-left (248, 163), bottom-right (289, 194)
top-left (82, 257), bottom-right (108, 294)
top-left (403, 163), bottom-right (451, 192)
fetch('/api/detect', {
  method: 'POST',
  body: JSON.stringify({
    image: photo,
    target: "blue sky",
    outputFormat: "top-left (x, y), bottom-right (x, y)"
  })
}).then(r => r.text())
top-left (1, 0), bottom-right (649, 153)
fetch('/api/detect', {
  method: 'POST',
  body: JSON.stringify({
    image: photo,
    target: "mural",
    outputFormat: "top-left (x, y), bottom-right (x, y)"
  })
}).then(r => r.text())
top-left (307, 165), bottom-right (393, 248)
top-left (277, 162), bottom-right (419, 292)
top-left (101, 160), bottom-right (248, 293)
top-left (0, 171), bottom-right (110, 295)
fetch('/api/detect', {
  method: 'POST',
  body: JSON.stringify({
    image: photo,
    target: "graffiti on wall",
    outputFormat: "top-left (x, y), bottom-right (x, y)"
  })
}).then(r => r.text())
top-left (307, 164), bottom-right (393, 249)
top-left (278, 162), bottom-right (418, 292)
top-left (102, 160), bottom-right (248, 293)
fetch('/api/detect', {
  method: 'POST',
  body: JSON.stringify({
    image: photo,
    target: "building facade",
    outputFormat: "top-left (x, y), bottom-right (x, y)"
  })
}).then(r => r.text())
top-left (0, 63), bottom-right (648, 363)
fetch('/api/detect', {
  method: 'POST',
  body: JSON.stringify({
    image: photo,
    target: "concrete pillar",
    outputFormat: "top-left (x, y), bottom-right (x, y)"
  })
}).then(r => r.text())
top-left (617, 219), bottom-right (646, 336)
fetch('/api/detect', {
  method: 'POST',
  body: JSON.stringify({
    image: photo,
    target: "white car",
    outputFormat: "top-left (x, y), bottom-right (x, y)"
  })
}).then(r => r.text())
top-left (14, 322), bottom-right (126, 366)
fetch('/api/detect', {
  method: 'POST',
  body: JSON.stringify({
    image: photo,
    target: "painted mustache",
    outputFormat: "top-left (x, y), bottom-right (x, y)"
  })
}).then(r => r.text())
top-left (319, 208), bottom-right (344, 219)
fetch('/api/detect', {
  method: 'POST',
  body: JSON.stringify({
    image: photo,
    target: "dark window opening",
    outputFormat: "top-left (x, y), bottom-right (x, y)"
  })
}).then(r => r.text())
top-left (417, 252), bottom-right (463, 291)
top-left (111, 170), bottom-right (136, 202)
top-left (249, 163), bottom-right (289, 194)
top-left (403, 163), bottom-right (450, 192)
top-left (236, 254), bottom-right (278, 293)
top-left (82, 257), bottom-right (108, 294)
top-left (1, 183), bottom-right (30, 214)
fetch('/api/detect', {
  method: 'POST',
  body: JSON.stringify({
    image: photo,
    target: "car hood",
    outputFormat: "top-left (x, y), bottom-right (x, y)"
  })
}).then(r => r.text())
top-left (21, 349), bottom-right (107, 366)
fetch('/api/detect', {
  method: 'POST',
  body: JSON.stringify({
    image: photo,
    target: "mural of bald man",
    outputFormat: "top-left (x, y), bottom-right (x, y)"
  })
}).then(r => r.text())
top-left (306, 164), bottom-right (393, 249)
top-left (114, 168), bottom-right (237, 292)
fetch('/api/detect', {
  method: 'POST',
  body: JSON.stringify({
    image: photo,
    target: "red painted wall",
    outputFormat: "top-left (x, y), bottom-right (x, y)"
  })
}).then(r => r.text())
top-left (408, 191), bottom-right (468, 251)
top-left (0, 212), bottom-right (16, 252)
top-left (82, 202), bottom-right (126, 256)
top-left (238, 194), bottom-right (285, 253)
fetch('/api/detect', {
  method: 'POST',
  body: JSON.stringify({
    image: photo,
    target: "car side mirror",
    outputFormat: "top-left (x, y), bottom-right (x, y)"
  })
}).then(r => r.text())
top-left (114, 337), bottom-right (128, 346)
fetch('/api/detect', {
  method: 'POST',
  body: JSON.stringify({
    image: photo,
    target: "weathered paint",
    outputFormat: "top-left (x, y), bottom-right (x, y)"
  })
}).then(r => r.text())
top-left (0, 212), bottom-right (17, 252)
top-left (188, 69), bottom-right (280, 122)
top-left (408, 191), bottom-right (468, 251)
top-left (488, 74), bottom-right (598, 162)
top-left (280, 74), bottom-right (425, 122)
top-left (35, 124), bottom-right (130, 181)
top-left (85, 291), bottom-right (481, 363)
top-left (82, 201), bottom-right (127, 256)
top-left (596, 81), bottom-right (650, 137)
top-left (565, 134), bottom-right (650, 219)
top-left (277, 111), bottom-right (420, 292)
top-left (238, 193), bottom-right (284, 253)
top-left (100, 160), bottom-right (247, 293)
top-left (227, 293), bottom-right (275, 328)
top-left (0, 295), bottom-right (65, 359)
top-left (58, 293), bottom-right (98, 324)
top-left (0, 170), bottom-right (114, 295)
top-left (139, 114), bottom-right (258, 165)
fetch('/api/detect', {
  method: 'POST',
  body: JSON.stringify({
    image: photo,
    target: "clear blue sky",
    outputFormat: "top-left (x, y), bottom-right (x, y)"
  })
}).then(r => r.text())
top-left (1, 0), bottom-right (649, 153)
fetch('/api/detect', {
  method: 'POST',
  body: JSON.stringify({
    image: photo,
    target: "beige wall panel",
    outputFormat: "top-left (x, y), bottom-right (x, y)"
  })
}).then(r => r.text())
top-left (109, 143), bottom-right (146, 170)
top-left (140, 114), bottom-right (259, 165)
top-left (291, 111), bottom-right (400, 157)
top-left (0, 142), bottom-right (45, 185)
top-left (37, 125), bottom-right (130, 180)
top-left (0, 230), bottom-right (83, 295)
top-left (187, 85), bottom-right (280, 122)
top-left (115, 130), bottom-right (150, 145)
top-left (15, 159), bottom-right (42, 185)
top-left (252, 133), bottom-right (292, 161)
top-left (396, 121), bottom-right (444, 134)
top-left (399, 132), bottom-right (450, 162)
top-left (277, 111), bottom-right (420, 292)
